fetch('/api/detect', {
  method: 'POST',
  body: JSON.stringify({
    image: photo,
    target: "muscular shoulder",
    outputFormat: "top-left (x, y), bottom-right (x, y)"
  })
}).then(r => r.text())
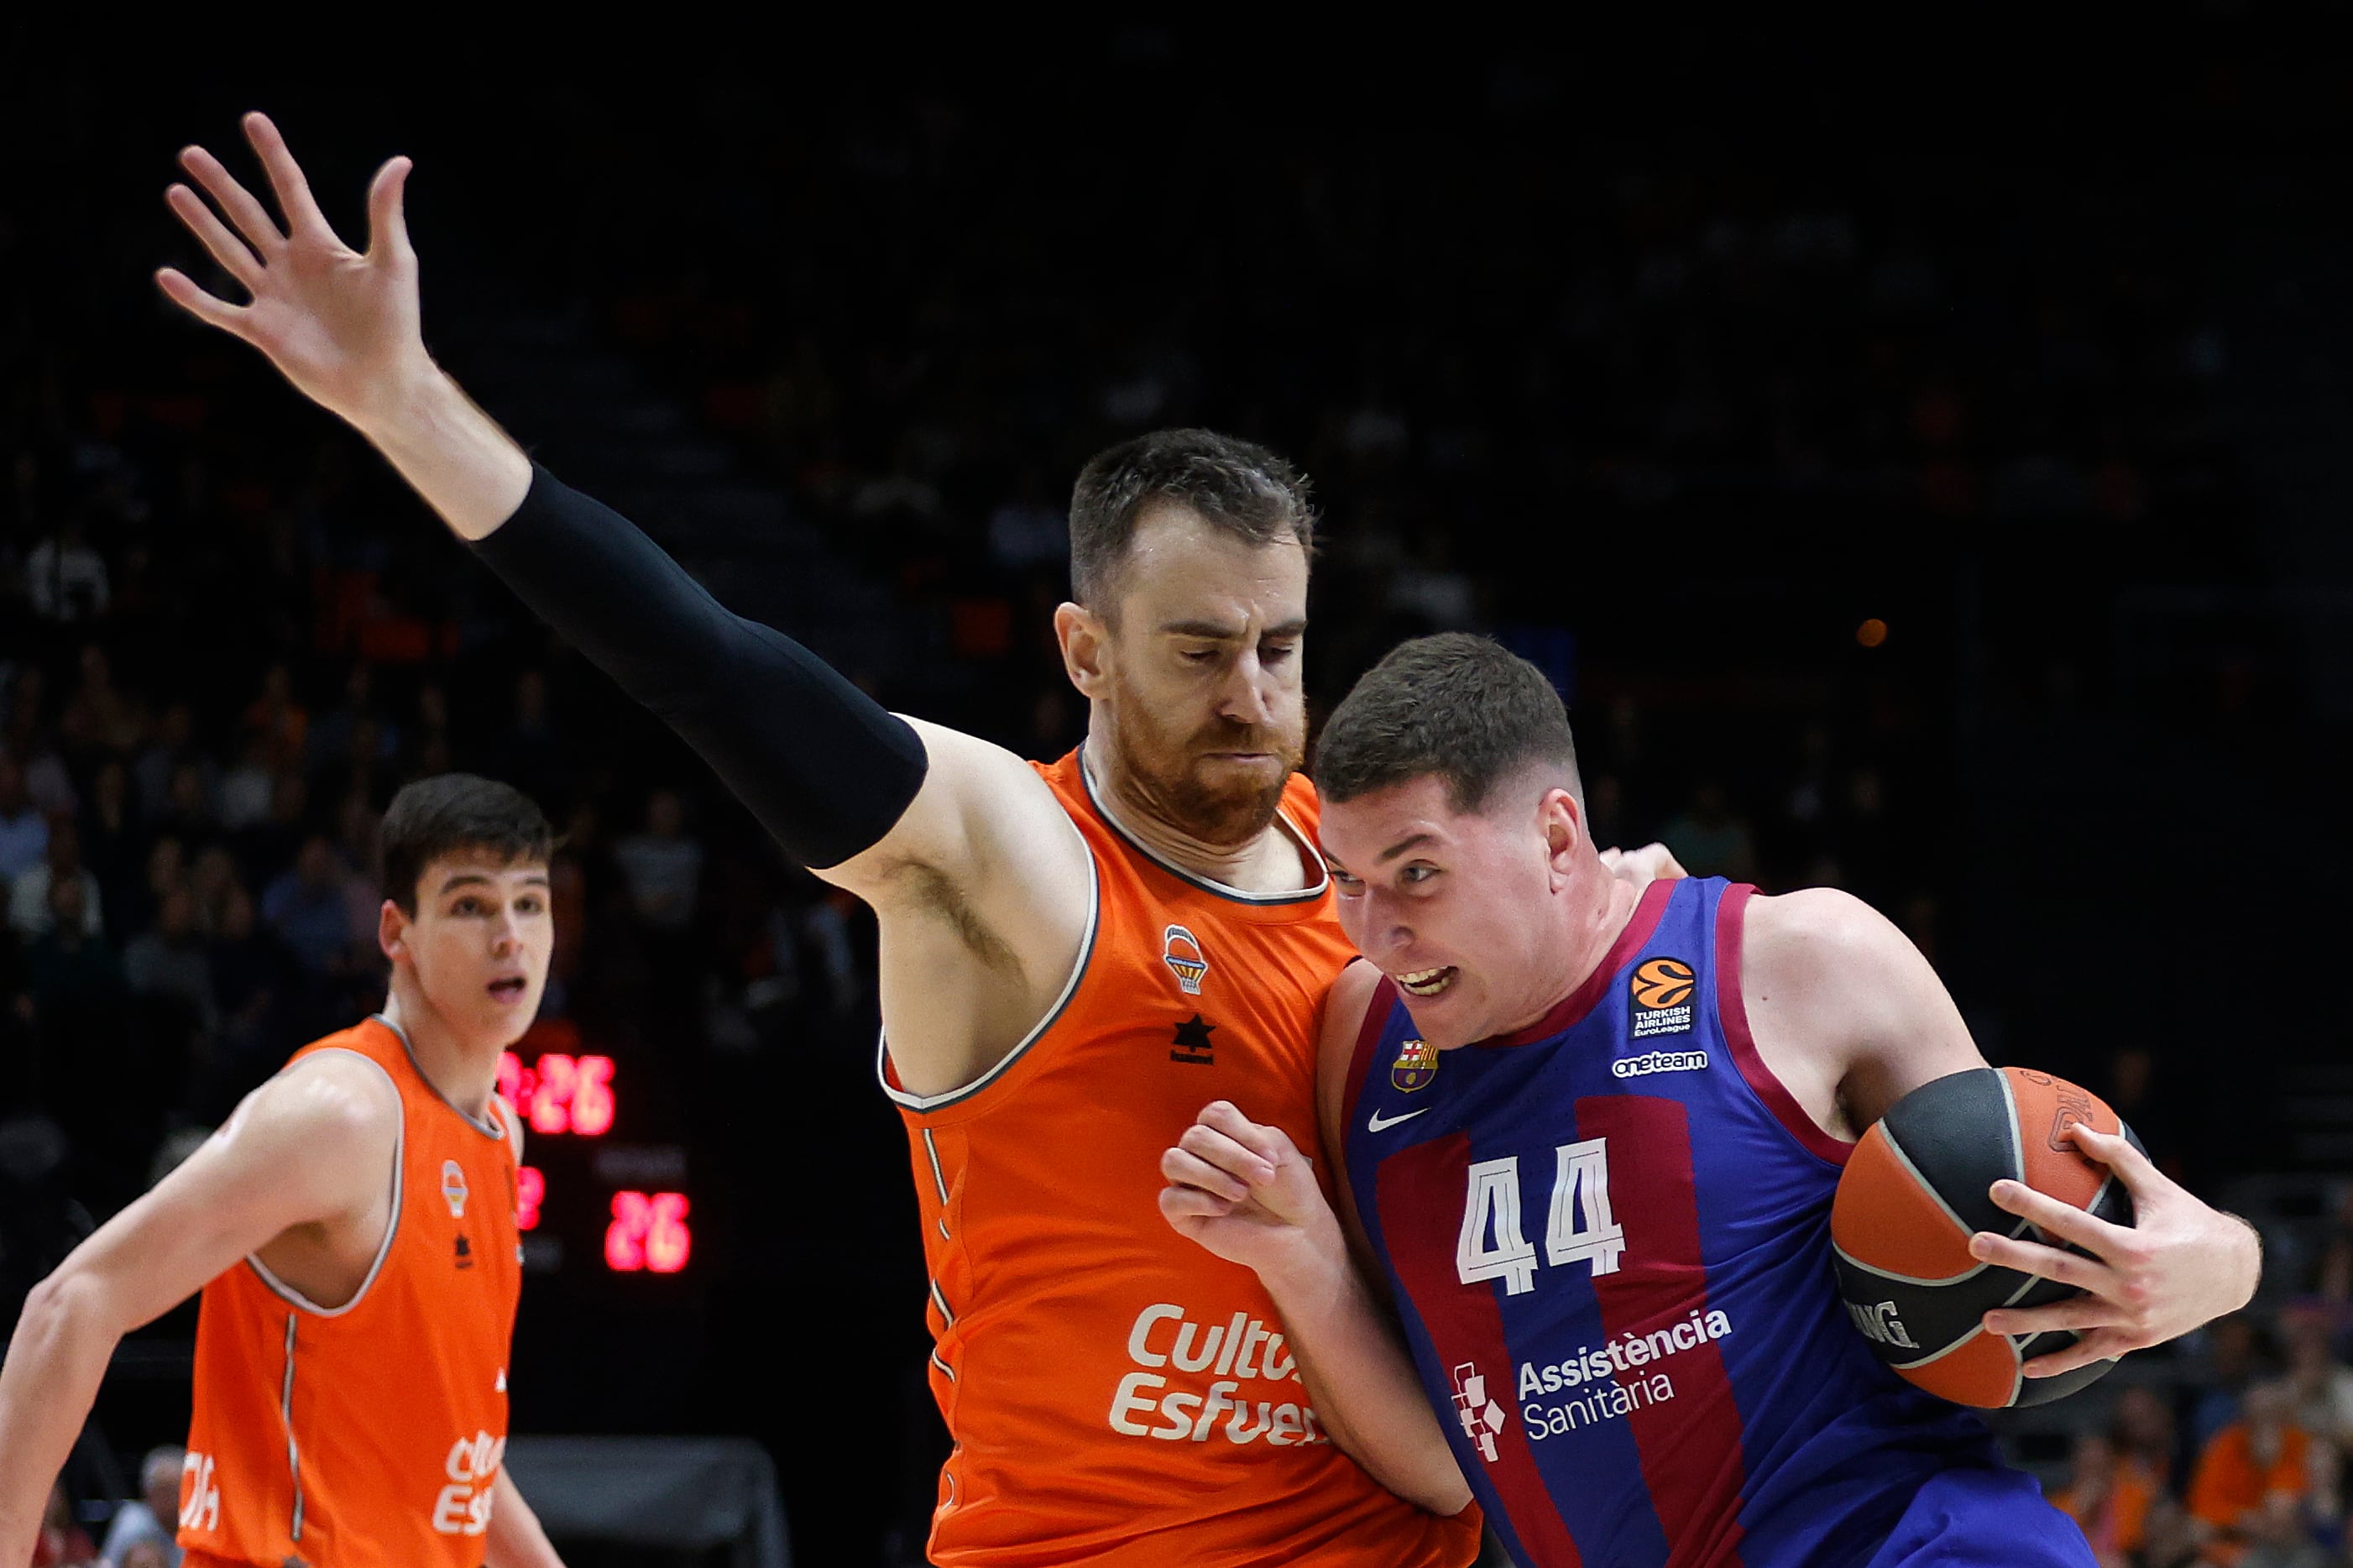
top-left (1742, 887), bottom-right (1918, 1001)
top-left (1742, 886), bottom-right (1981, 1129)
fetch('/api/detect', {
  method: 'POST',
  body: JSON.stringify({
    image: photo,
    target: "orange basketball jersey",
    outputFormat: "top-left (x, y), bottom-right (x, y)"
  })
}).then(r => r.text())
top-left (180, 1016), bottom-right (521, 1568)
top-left (881, 750), bottom-right (1480, 1567)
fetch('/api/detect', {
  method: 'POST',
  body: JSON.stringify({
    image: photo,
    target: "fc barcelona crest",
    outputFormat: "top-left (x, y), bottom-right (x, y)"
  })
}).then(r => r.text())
top-left (1391, 1038), bottom-right (1438, 1092)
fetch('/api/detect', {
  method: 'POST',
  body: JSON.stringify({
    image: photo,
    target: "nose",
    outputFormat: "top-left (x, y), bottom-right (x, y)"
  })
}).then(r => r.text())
top-left (490, 907), bottom-right (522, 956)
top-left (1217, 648), bottom-right (1278, 729)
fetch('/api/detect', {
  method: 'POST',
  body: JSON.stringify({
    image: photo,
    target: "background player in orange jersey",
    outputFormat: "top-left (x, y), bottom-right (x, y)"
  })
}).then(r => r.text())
top-left (0, 775), bottom-right (567, 1568)
top-left (130, 112), bottom-right (1698, 1563)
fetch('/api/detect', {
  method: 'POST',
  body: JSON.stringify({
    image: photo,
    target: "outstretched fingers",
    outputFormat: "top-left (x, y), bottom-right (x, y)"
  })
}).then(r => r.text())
top-left (154, 268), bottom-right (251, 337)
top-left (179, 144), bottom-right (284, 257)
top-left (1969, 1226), bottom-right (2115, 1293)
top-left (165, 184), bottom-right (264, 293)
top-left (242, 112), bottom-right (338, 242)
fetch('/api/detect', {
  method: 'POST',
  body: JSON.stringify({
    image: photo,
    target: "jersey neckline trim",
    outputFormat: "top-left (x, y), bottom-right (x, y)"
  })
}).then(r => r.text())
top-left (1475, 876), bottom-right (1679, 1049)
top-left (1076, 749), bottom-right (1327, 907)
top-left (876, 814), bottom-right (1101, 1114)
top-left (371, 1014), bottom-right (510, 1142)
top-left (244, 1046), bottom-right (406, 1317)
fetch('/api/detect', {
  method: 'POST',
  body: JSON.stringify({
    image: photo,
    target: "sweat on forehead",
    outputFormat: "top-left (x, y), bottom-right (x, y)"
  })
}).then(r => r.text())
top-left (1313, 632), bottom-right (1582, 815)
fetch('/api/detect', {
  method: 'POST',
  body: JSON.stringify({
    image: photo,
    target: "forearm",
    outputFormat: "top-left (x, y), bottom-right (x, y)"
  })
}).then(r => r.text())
top-left (466, 465), bottom-right (928, 869)
top-left (352, 362), bottom-right (533, 541)
top-left (0, 1278), bottom-right (126, 1565)
top-left (1261, 1242), bottom-right (1472, 1516)
top-left (486, 1470), bottom-right (562, 1568)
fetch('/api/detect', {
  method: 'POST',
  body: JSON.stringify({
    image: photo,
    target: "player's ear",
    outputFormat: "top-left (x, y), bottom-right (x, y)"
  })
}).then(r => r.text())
top-left (1055, 600), bottom-right (1113, 698)
top-left (379, 898), bottom-right (410, 963)
top-left (1540, 787), bottom-right (1585, 881)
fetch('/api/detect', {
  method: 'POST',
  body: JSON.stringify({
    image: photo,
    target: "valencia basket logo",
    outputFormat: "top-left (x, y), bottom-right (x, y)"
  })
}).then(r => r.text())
top-left (1162, 925), bottom-right (1210, 995)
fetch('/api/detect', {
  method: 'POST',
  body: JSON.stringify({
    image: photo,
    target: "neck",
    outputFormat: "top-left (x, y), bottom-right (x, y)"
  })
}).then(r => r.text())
top-left (1498, 865), bottom-right (1646, 1038)
top-left (1082, 729), bottom-right (1308, 894)
top-left (381, 975), bottom-right (500, 1121)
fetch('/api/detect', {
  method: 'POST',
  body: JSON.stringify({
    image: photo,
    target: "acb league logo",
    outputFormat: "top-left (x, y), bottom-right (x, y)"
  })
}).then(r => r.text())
top-left (1391, 1037), bottom-right (1438, 1092)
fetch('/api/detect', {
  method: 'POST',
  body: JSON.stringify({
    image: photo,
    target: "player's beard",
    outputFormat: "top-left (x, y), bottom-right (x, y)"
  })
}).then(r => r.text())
top-left (1106, 682), bottom-right (1305, 850)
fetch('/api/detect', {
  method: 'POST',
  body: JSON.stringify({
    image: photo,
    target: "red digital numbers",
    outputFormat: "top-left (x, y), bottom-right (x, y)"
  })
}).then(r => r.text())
top-left (515, 1167), bottom-right (545, 1231)
top-left (496, 1051), bottom-right (616, 1137)
top-left (604, 1191), bottom-right (692, 1274)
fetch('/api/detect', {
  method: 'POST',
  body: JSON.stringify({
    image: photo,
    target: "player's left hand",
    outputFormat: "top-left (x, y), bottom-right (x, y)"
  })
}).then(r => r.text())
top-left (1969, 1124), bottom-right (2261, 1377)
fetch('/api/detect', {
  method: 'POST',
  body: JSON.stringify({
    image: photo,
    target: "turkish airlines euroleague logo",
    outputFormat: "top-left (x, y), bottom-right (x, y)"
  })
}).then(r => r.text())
top-left (1629, 958), bottom-right (1696, 1039)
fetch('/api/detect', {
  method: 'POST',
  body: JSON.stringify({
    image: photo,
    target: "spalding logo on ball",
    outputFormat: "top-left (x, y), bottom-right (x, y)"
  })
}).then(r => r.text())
top-left (1830, 1066), bottom-right (2140, 1409)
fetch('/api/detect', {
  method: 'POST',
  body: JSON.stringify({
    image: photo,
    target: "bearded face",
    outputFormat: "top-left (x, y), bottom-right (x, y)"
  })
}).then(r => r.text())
top-left (1104, 665), bottom-right (1307, 847)
top-left (1064, 504), bottom-right (1312, 852)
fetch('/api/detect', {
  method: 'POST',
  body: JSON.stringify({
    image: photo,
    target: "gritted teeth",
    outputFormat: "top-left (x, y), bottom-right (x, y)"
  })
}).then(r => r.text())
top-left (1397, 965), bottom-right (1457, 997)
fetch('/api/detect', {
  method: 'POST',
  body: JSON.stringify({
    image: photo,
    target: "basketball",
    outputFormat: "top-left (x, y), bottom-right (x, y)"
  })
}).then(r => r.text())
top-left (1830, 1068), bottom-right (2141, 1409)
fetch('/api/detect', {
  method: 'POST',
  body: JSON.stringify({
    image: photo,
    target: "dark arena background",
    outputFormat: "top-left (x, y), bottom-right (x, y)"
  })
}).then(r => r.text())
top-left (6, 16), bottom-right (2352, 1567)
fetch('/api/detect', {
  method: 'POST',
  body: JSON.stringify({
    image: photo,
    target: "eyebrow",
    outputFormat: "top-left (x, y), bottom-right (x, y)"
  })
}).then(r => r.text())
top-left (438, 872), bottom-right (552, 895)
top-left (1158, 617), bottom-right (1310, 641)
top-left (1375, 831), bottom-right (1440, 864)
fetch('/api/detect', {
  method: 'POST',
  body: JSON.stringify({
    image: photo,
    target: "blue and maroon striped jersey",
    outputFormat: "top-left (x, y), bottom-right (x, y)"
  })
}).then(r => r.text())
top-left (1341, 877), bottom-right (2017, 1568)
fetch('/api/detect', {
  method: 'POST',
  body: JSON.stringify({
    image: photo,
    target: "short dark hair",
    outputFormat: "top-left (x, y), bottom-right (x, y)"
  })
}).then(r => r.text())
top-left (380, 773), bottom-right (556, 915)
top-left (1068, 428), bottom-right (1316, 613)
top-left (1314, 634), bottom-right (1581, 814)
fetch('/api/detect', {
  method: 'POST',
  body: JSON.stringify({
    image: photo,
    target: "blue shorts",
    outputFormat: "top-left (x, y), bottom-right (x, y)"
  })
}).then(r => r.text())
top-left (1864, 1466), bottom-right (2095, 1568)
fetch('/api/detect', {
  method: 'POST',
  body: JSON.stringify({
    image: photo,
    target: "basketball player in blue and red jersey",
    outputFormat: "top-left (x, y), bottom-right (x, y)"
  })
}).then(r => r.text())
top-left (1161, 635), bottom-right (2263, 1568)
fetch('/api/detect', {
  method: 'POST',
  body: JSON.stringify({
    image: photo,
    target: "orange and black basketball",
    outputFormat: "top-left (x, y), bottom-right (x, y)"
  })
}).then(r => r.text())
top-left (1829, 1067), bottom-right (2140, 1409)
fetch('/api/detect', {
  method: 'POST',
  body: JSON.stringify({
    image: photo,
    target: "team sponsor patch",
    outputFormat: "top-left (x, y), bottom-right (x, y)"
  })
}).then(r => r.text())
top-left (1629, 957), bottom-right (1696, 1038)
top-left (1391, 1037), bottom-right (1438, 1092)
top-left (1163, 925), bottom-right (1209, 994)
top-left (1612, 1048), bottom-right (1708, 1079)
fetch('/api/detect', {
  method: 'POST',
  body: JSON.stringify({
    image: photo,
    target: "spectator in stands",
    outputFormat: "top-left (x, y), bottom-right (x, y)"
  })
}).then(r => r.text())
top-left (614, 788), bottom-right (703, 933)
top-left (151, 762), bottom-right (214, 849)
top-left (0, 759), bottom-right (48, 886)
top-left (123, 886), bottom-right (216, 1037)
top-left (79, 761), bottom-right (146, 942)
top-left (2194, 1315), bottom-right (2276, 1456)
top-left (19, 879), bottom-right (120, 1022)
top-left (59, 646), bottom-right (144, 761)
top-left (132, 703), bottom-right (200, 822)
top-left (24, 515), bottom-right (108, 623)
top-left (2052, 1429), bottom-right (2157, 1568)
top-left (259, 834), bottom-right (354, 974)
top-left (2188, 1380), bottom-right (2322, 1567)
top-left (96, 1448), bottom-right (182, 1568)
top-left (2116, 1382), bottom-right (2189, 1492)
top-left (238, 661), bottom-right (306, 771)
top-left (207, 881), bottom-right (291, 1082)
top-left (213, 734), bottom-right (276, 834)
top-left (9, 822), bottom-right (104, 940)
top-left (2281, 1302), bottom-right (2353, 1452)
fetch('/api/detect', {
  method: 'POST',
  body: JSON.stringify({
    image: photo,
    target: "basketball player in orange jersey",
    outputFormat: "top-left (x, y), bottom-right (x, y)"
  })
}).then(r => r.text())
top-left (0, 774), bottom-right (565, 1568)
top-left (136, 112), bottom-right (1652, 1564)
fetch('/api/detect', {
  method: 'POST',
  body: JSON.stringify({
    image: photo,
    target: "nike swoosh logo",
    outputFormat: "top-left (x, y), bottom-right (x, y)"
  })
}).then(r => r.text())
top-left (1367, 1107), bottom-right (1431, 1133)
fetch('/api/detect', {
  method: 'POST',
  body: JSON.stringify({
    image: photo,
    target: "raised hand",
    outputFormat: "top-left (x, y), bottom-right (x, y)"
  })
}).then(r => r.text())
top-left (1158, 1100), bottom-right (1342, 1283)
top-left (158, 112), bottom-right (426, 433)
top-left (1971, 1123), bottom-right (2262, 1377)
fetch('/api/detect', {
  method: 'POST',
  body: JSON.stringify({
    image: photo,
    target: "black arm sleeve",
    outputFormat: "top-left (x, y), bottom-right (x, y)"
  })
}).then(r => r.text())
top-left (468, 465), bottom-right (928, 869)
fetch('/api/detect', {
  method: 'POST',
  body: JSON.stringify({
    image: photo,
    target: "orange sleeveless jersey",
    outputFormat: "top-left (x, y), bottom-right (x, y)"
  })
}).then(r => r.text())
top-left (180, 1017), bottom-right (521, 1568)
top-left (881, 751), bottom-right (1480, 1567)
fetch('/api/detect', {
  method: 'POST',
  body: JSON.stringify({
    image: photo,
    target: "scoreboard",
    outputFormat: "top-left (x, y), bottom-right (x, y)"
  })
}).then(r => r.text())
top-left (499, 1019), bottom-right (692, 1276)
